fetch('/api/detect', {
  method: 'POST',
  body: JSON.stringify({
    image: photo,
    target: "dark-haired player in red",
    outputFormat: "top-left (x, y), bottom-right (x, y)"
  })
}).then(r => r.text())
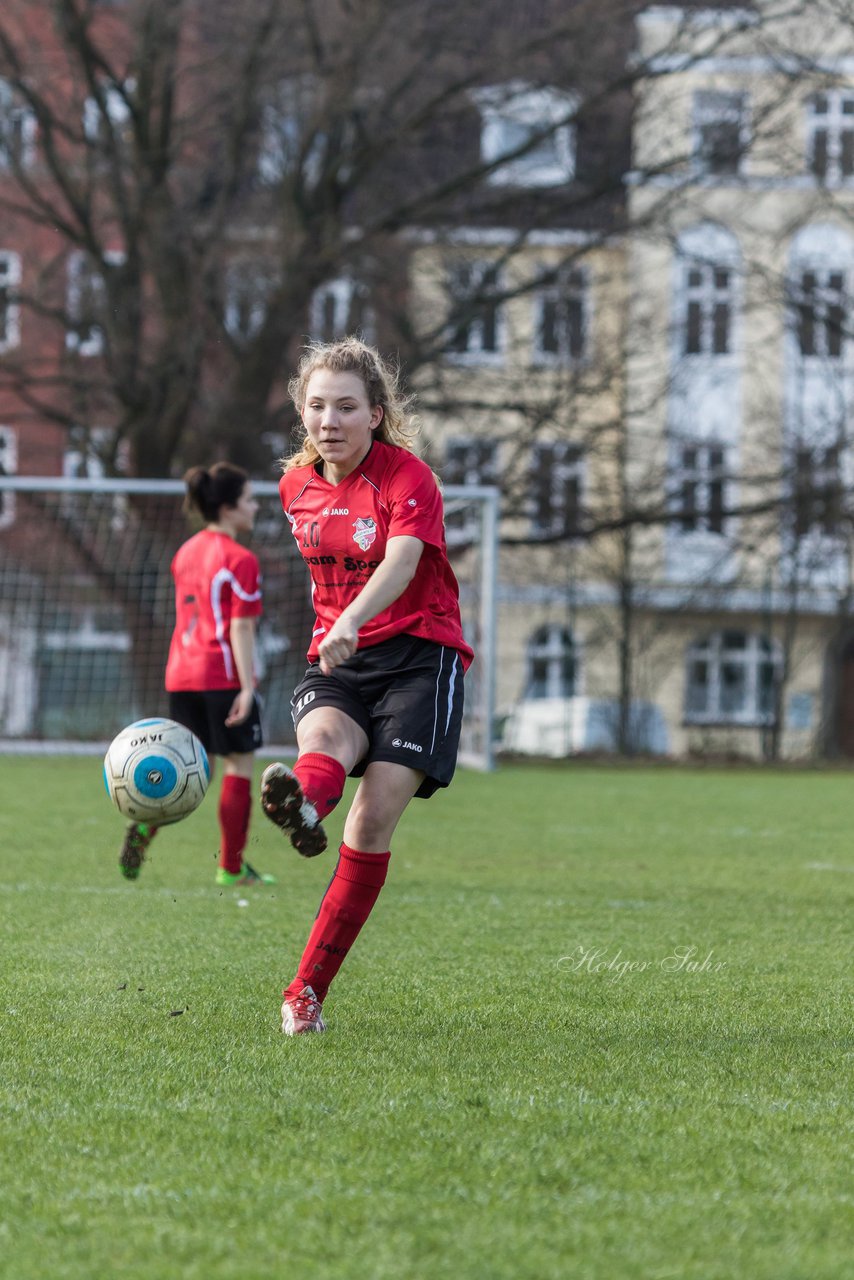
top-left (261, 337), bottom-right (473, 1034)
top-left (119, 462), bottom-right (273, 888)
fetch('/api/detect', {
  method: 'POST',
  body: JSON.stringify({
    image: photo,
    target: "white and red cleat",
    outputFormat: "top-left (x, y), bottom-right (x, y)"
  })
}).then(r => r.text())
top-left (281, 984), bottom-right (327, 1035)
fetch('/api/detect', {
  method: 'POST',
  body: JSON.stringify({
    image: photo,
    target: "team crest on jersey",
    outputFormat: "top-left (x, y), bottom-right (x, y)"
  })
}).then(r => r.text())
top-left (353, 517), bottom-right (377, 551)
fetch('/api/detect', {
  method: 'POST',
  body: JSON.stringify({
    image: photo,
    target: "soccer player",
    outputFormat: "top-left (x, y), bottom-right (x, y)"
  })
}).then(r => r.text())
top-left (261, 336), bottom-right (473, 1034)
top-left (119, 462), bottom-right (273, 888)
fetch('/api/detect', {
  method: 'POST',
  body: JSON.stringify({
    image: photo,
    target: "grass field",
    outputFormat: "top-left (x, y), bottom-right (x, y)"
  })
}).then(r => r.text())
top-left (1, 756), bottom-right (852, 1280)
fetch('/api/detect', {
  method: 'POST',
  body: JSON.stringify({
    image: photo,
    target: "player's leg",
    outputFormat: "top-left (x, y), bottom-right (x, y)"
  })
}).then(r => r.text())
top-left (119, 690), bottom-right (210, 880)
top-left (209, 692), bottom-right (271, 886)
top-left (118, 820), bottom-right (159, 880)
top-left (278, 640), bottom-right (464, 1032)
top-left (261, 703), bottom-right (368, 857)
top-left (215, 751), bottom-right (265, 885)
top-left (281, 761), bottom-right (423, 1034)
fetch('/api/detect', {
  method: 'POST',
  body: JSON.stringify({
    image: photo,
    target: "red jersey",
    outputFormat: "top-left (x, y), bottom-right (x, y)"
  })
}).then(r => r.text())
top-left (279, 440), bottom-right (473, 669)
top-left (164, 529), bottom-right (263, 692)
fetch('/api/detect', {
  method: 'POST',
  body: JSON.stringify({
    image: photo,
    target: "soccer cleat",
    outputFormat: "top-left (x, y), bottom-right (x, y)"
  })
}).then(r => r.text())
top-left (119, 821), bottom-right (158, 880)
top-left (281, 985), bottom-right (326, 1035)
top-left (215, 862), bottom-right (277, 888)
top-left (260, 763), bottom-right (327, 858)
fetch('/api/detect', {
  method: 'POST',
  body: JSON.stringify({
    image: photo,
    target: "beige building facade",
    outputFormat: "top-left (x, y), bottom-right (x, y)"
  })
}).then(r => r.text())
top-left (418, 2), bottom-right (854, 760)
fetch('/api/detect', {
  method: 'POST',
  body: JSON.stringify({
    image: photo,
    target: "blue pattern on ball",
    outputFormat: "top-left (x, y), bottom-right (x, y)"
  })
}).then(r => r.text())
top-left (133, 754), bottom-right (178, 799)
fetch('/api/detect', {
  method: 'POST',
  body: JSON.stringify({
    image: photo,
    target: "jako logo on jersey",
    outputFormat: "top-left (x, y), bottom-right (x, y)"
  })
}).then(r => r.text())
top-left (408, 498), bottom-right (417, 507)
top-left (392, 737), bottom-right (423, 752)
top-left (353, 516), bottom-right (377, 551)
top-left (322, 507), bottom-right (349, 516)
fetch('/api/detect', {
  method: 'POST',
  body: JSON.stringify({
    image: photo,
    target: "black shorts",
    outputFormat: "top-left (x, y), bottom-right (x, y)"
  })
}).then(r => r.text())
top-left (291, 634), bottom-right (466, 799)
top-left (168, 690), bottom-right (263, 757)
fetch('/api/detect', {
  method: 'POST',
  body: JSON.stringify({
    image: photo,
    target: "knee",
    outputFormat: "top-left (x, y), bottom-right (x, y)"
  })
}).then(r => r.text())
top-left (299, 728), bottom-right (343, 757)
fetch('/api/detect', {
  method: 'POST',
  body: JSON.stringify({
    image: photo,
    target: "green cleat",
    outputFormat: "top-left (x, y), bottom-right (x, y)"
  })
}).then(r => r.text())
top-left (215, 862), bottom-right (277, 888)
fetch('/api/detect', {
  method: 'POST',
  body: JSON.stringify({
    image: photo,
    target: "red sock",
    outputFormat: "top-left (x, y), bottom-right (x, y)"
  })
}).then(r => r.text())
top-left (218, 774), bottom-right (252, 874)
top-left (286, 843), bottom-right (390, 1003)
top-left (293, 752), bottom-right (347, 821)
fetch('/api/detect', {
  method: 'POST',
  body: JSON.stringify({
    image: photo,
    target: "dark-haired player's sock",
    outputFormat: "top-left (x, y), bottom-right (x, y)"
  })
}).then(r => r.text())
top-left (218, 773), bottom-right (252, 874)
top-left (292, 752), bottom-right (346, 821)
top-left (285, 843), bottom-right (390, 1003)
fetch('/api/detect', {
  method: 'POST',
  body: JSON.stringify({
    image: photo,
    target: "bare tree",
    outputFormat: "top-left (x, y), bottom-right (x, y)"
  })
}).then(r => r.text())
top-left (0, 0), bottom-right (648, 475)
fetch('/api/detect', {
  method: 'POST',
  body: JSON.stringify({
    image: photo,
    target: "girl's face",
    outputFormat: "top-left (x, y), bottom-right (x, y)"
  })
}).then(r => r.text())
top-left (226, 481), bottom-right (258, 532)
top-left (301, 368), bottom-right (383, 482)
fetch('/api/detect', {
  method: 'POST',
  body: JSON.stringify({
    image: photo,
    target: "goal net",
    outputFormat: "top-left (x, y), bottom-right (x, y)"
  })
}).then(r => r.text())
top-left (0, 477), bottom-right (498, 770)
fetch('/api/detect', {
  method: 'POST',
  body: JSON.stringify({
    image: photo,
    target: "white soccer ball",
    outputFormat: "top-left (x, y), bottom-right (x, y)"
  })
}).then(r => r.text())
top-left (104, 718), bottom-right (210, 826)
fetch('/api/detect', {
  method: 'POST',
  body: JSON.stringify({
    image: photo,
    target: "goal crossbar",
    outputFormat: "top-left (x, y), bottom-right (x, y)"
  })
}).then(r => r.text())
top-left (0, 477), bottom-right (498, 771)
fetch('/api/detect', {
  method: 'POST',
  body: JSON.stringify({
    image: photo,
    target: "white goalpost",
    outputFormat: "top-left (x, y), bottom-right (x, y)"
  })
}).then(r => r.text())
top-left (0, 476), bottom-right (499, 771)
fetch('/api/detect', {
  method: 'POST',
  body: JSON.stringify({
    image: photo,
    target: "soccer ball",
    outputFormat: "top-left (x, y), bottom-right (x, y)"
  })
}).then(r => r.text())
top-left (104, 718), bottom-right (210, 826)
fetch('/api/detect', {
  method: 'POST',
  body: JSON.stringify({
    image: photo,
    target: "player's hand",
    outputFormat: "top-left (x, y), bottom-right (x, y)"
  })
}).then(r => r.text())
top-left (225, 688), bottom-right (254, 726)
top-left (318, 618), bottom-right (359, 675)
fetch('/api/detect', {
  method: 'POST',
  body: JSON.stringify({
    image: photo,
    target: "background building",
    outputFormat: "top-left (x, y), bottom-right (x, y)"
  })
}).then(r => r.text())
top-left (2, 0), bottom-right (854, 760)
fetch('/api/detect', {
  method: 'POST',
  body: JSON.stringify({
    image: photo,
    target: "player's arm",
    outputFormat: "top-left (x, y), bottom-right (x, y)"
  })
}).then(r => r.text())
top-left (317, 535), bottom-right (423, 675)
top-left (226, 615), bottom-right (257, 725)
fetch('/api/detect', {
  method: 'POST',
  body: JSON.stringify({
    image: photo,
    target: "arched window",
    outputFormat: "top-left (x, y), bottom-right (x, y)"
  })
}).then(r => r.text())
top-left (525, 624), bottom-right (577, 699)
top-left (675, 224), bottom-right (741, 359)
top-left (685, 630), bottom-right (779, 725)
top-left (787, 224), bottom-right (854, 363)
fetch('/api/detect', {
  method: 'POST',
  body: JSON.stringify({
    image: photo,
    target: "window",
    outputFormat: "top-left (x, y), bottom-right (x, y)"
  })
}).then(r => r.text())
top-left (61, 428), bottom-right (128, 523)
top-left (473, 82), bottom-right (577, 188)
top-left (531, 441), bottom-right (584, 537)
top-left (83, 81), bottom-right (134, 149)
top-left (66, 250), bottom-right (124, 357)
top-left (310, 277), bottom-right (375, 344)
top-left (683, 261), bottom-right (733, 355)
top-left (693, 91), bottom-right (748, 175)
top-left (0, 425), bottom-right (17, 531)
top-left (224, 260), bottom-right (277, 342)
top-left (685, 631), bottom-right (779, 725)
top-left (807, 91), bottom-right (854, 185)
top-left (533, 266), bottom-right (587, 364)
top-left (257, 75), bottom-right (326, 187)
top-left (525, 624), bottom-right (577, 699)
top-left (446, 261), bottom-right (503, 361)
top-left (0, 80), bottom-right (36, 171)
top-left (443, 438), bottom-right (498, 542)
top-left (0, 252), bottom-right (21, 353)
top-left (63, 426), bottom-right (114, 479)
top-left (673, 442), bottom-right (727, 534)
top-left (791, 444), bottom-right (842, 537)
top-left (792, 268), bottom-right (846, 358)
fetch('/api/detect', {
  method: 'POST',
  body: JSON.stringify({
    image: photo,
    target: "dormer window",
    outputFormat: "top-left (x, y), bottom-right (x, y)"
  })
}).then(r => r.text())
top-left (473, 82), bottom-right (577, 188)
top-left (692, 91), bottom-right (749, 175)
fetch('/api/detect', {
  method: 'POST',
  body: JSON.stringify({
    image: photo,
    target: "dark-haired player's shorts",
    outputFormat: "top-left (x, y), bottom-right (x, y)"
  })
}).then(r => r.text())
top-left (168, 689), bottom-right (263, 757)
top-left (290, 634), bottom-right (466, 799)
